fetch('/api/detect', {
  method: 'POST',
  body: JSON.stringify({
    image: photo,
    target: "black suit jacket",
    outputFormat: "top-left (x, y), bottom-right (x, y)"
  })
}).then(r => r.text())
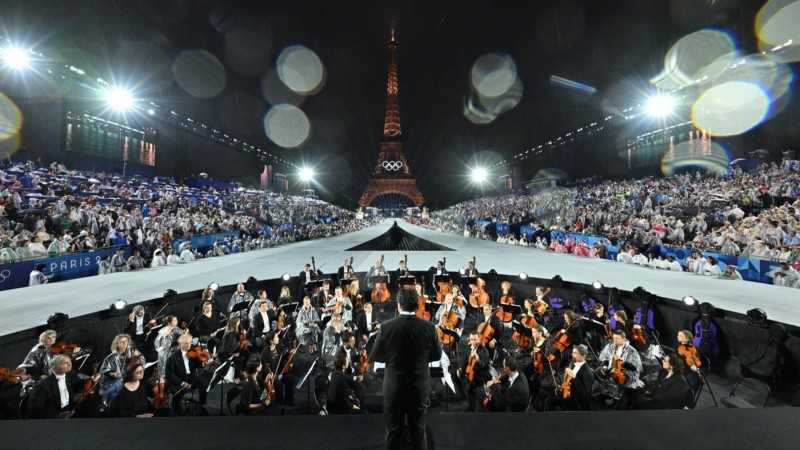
top-left (27, 372), bottom-right (84, 419)
top-left (489, 374), bottom-right (530, 412)
top-left (477, 314), bottom-right (503, 340)
top-left (372, 313), bottom-right (442, 405)
top-left (356, 311), bottom-right (377, 338)
top-left (252, 311), bottom-right (276, 336)
top-left (124, 312), bottom-right (153, 338)
top-left (165, 351), bottom-right (203, 392)
top-left (461, 345), bottom-right (491, 385)
top-left (570, 363), bottom-right (594, 408)
top-left (327, 370), bottom-right (354, 414)
top-left (644, 371), bottom-right (690, 409)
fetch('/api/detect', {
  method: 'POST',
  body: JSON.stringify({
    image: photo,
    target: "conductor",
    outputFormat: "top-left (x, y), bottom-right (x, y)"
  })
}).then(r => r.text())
top-left (372, 287), bottom-right (442, 450)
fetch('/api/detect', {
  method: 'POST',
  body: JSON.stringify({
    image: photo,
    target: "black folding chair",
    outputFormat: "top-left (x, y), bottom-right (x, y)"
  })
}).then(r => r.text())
top-left (720, 377), bottom-right (771, 408)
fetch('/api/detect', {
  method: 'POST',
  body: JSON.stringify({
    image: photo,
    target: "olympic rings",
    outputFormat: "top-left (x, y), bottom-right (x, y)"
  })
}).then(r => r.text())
top-left (382, 161), bottom-right (403, 171)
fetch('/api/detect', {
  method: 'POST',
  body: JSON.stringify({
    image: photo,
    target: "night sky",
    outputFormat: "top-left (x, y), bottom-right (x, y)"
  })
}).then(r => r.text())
top-left (2, 0), bottom-right (795, 207)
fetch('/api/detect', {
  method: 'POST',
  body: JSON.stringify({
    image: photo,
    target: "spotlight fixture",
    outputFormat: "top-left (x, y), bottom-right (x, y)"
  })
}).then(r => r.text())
top-left (209, 282), bottom-right (219, 291)
top-left (163, 289), bottom-right (177, 303)
top-left (682, 296), bottom-right (697, 306)
top-left (591, 281), bottom-right (604, 290)
top-left (47, 312), bottom-right (69, 330)
top-left (551, 275), bottom-right (564, 288)
top-left (459, 268), bottom-right (467, 275)
top-left (746, 308), bottom-right (768, 327)
top-left (282, 273), bottom-right (292, 282)
top-left (245, 276), bottom-right (258, 289)
top-left (105, 87), bottom-right (134, 111)
top-left (108, 299), bottom-right (128, 317)
top-left (518, 272), bottom-right (528, 280)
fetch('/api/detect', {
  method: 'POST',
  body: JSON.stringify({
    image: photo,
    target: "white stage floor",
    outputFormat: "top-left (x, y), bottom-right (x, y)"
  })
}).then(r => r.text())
top-left (2, 220), bottom-right (798, 337)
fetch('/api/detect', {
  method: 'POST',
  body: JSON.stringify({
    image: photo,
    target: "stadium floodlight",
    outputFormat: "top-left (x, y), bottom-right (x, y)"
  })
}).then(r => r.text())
top-left (470, 167), bottom-right (488, 183)
top-left (645, 94), bottom-right (675, 118)
top-left (299, 167), bottom-right (314, 182)
top-left (2, 47), bottom-right (31, 70)
top-left (105, 87), bottom-right (134, 111)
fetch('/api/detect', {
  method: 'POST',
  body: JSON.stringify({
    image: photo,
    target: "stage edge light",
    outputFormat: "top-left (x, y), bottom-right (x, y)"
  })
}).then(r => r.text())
top-left (299, 167), bottom-right (314, 181)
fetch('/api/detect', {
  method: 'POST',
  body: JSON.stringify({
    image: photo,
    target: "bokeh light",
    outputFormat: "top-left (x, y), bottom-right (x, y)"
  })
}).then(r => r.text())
top-left (657, 29), bottom-right (738, 89)
top-left (173, 49), bottom-right (227, 98)
top-left (0, 94), bottom-right (22, 159)
top-left (263, 104), bottom-right (310, 148)
top-left (260, 68), bottom-right (305, 106)
top-left (471, 54), bottom-right (517, 98)
top-left (757, 0), bottom-right (800, 62)
top-left (276, 45), bottom-right (325, 95)
top-left (299, 166), bottom-right (314, 181)
top-left (692, 81), bottom-right (771, 136)
top-left (661, 138), bottom-right (731, 176)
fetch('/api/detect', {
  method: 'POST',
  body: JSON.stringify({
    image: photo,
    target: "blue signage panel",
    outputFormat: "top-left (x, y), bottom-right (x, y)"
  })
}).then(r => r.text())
top-left (0, 247), bottom-right (128, 291)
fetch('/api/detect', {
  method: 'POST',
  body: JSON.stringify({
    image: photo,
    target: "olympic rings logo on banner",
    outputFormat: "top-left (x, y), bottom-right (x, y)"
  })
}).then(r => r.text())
top-left (382, 161), bottom-right (403, 171)
top-left (0, 270), bottom-right (10, 284)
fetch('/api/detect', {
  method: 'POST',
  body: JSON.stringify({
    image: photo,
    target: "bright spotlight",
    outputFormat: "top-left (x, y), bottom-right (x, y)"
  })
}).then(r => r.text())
top-left (282, 273), bottom-right (292, 282)
top-left (2, 47), bottom-right (31, 70)
top-left (299, 167), bottom-right (314, 181)
top-left (682, 296), bottom-right (697, 306)
top-left (645, 94), bottom-right (676, 117)
top-left (471, 167), bottom-right (488, 183)
top-left (519, 272), bottom-right (528, 280)
top-left (591, 281), bottom-right (604, 290)
top-left (112, 299), bottom-right (128, 310)
top-left (105, 87), bottom-right (134, 111)
top-left (208, 282), bottom-right (219, 291)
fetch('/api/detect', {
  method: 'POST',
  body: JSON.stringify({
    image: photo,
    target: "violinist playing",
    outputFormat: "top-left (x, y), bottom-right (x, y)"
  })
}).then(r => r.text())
top-left (165, 333), bottom-right (211, 416)
top-left (456, 331), bottom-right (491, 412)
top-left (155, 315), bottom-right (185, 375)
top-left (217, 317), bottom-right (247, 377)
top-left (526, 325), bottom-right (557, 411)
top-left (450, 284), bottom-right (468, 308)
top-left (124, 305), bottom-right (153, 350)
top-left (326, 286), bottom-right (354, 323)
top-left (554, 311), bottom-right (583, 369)
top-left (543, 345), bottom-right (593, 411)
top-left (612, 310), bottom-right (634, 345)
top-left (583, 303), bottom-right (612, 353)
top-left (100, 334), bottom-right (145, 406)
top-left (17, 330), bottom-right (59, 396)
top-left (314, 280), bottom-right (333, 311)
top-left (260, 330), bottom-right (296, 407)
top-left (326, 354), bottom-right (361, 415)
top-left (597, 331), bottom-right (644, 400)
top-left (482, 355), bottom-right (529, 412)
top-left (477, 304), bottom-right (503, 361)
top-left (27, 354), bottom-right (102, 419)
top-left (677, 330), bottom-right (703, 390)
top-left (336, 331), bottom-right (369, 408)
top-left (356, 302), bottom-right (381, 346)
top-left (240, 358), bottom-right (284, 416)
top-left (435, 293), bottom-right (465, 353)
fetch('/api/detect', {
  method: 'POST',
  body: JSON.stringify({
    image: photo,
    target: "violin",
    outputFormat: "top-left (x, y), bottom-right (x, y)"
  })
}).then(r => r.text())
top-left (359, 349), bottom-right (370, 375)
top-left (476, 321), bottom-right (495, 346)
top-left (187, 345), bottom-right (212, 363)
top-left (533, 351), bottom-right (545, 375)
top-left (151, 367), bottom-right (168, 409)
top-left (611, 347), bottom-right (627, 385)
top-left (415, 292), bottom-right (431, 321)
top-left (678, 344), bottom-right (702, 369)
top-left (66, 363), bottom-right (100, 418)
top-left (559, 369), bottom-right (573, 400)
top-left (0, 366), bottom-right (29, 384)
top-left (631, 324), bottom-right (646, 346)
top-left (238, 330), bottom-right (249, 351)
top-left (264, 368), bottom-right (276, 404)
top-left (465, 353), bottom-right (478, 382)
top-left (371, 254), bottom-right (390, 303)
top-left (482, 370), bottom-right (509, 409)
top-left (282, 342), bottom-right (300, 375)
top-left (49, 341), bottom-right (80, 354)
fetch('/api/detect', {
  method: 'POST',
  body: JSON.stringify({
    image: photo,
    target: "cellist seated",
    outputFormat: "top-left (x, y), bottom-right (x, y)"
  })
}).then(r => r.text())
top-left (478, 304), bottom-right (503, 360)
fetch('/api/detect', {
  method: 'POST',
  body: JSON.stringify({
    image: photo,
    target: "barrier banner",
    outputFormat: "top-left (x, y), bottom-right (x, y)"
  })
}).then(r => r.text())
top-left (0, 247), bottom-right (129, 292)
top-left (657, 246), bottom-right (782, 284)
top-left (172, 231), bottom-right (242, 253)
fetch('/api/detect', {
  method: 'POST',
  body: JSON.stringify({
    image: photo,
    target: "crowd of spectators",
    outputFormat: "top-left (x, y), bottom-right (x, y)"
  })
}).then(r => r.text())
top-left (418, 160), bottom-right (800, 288)
top-left (0, 158), bottom-right (369, 284)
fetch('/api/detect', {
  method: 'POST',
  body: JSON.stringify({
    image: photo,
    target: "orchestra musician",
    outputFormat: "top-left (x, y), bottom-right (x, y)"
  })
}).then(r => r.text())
top-left (326, 286), bottom-right (354, 323)
top-left (260, 330), bottom-right (296, 407)
top-left (326, 354), bottom-right (361, 415)
top-left (533, 286), bottom-right (553, 328)
top-left (617, 353), bottom-right (689, 410)
top-left (336, 331), bottom-right (368, 408)
top-left (478, 304), bottom-right (503, 360)
top-left (395, 259), bottom-right (410, 289)
top-left (584, 303), bottom-right (612, 353)
top-left (296, 296), bottom-right (321, 354)
top-left (464, 260), bottom-right (479, 278)
top-left (450, 284), bottom-right (467, 308)
top-left (200, 286), bottom-right (226, 321)
top-left (124, 305), bottom-right (153, 350)
top-left (677, 330), bottom-right (702, 390)
top-left (371, 287), bottom-right (442, 449)
top-left (195, 301), bottom-right (221, 354)
top-left (356, 302), bottom-right (381, 345)
top-left (435, 293), bottom-right (466, 352)
top-left (366, 257), bottom-right (388, 290)
top-left (108, 361), bottom-right (155, 418)
top-left (338, 258), bottom-right (357, 283)
top-left (217, 317), bottom-right (247, 376)
top-left (252, 300), bottom-right (276, 338)
top-left (249, 290), bottom-right (274, 327)
top-left (27, 354), bottom-right (101, 419)
top-left (99, 334), bottom-right (145, 406)
top-left (298, 263), bottom-right (318, 298)
top-left (457, 331), bottom-right (491, 412)
top-left (613, 310), bottom-right (634, 344)
top-left (322, 313), bottom-right (345, 362)
top-left (154, 315), bottom-right (185, 375)
top-left (597, 330), bottom-right (644, 400)
top-left (543, 344), bottom-right (593, 411)
top-left (165, 333), bottom-right (211, 416)
top-left (527, 325), bottom-right (556, 412)
top-left (17, 330), bottom-right (58, 395)
top-left (555, 311), bottom-right (583, 368)
top-left (239, 357), bottom-right (283, 416)
top-left (347, 279), bottom-right (364, 309)
top-left (482, 355), bottom-right (529, 412)
top-left (276, 286), bottom-right (295, 327)
top-left (228, 283), bottom-right (254, 322)
top-left (314, 280), bottom-right (333, 311)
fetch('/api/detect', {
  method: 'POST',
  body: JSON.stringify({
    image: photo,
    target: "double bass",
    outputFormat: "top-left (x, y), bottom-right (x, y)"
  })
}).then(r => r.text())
top-left (467, 257), bottom-right (489, 308)
top-left (496, 281), bottom-right (514, 323)
top-left (370, 254), bottom-right (390, 303)
top-left (435, 257), bottom-right (451, 303)
top-left (341, 256), bottom-right (355, 297)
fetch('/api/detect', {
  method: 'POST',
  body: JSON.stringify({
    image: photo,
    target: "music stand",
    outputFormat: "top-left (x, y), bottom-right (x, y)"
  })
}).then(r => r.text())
top-left (280, 302), bottom-right (299, 316)
top-left (339, 278), bottom-right (354, 290)
top-left (296, 355), bottom-right (319, 413)
top-left (207, 358), bottom-right (232, 416)
top-left (501, 303), bottom-right (522, 319)
top-left (370, 275), bottom-right (389, 284)
top-left (461, 275), bottom-right (477, 286)
top-left (397, 275), bottom-right (416, 287)
top-left (433, 275), bottom-right (451, 285)
top-left (230, 301), bottom-right (251, 321)
top-left (437, 326), bottom-right (460, 347)
top-left (510, 320), bottom-right (533, 338)
top-left (305, 280), bottom-right (324, 294)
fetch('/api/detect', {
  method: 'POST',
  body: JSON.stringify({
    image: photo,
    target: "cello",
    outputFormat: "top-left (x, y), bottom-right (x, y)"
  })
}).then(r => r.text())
top-left (533, 287), bottom-right (551, 315)
top-left (511, 314), bottom-right (537, 349)
top-left (468, 257), bottom-right (489, 308)
top-left (370, 254), bottom-right (390, 303)
top-left (476, 319), bottom-right (495, 347)
top-left (151, 367), bottom-right (168, 409)
top-left (496, 281), bottom-right (515, 323)
top-left (415, 283), bottom-right (432, 321)
top-left (437, 308), bottom-right (459, 346)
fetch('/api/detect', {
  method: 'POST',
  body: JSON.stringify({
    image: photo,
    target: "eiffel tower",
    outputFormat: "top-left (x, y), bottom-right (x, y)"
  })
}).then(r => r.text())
top-left (358, 29), bottom-right (425, 208)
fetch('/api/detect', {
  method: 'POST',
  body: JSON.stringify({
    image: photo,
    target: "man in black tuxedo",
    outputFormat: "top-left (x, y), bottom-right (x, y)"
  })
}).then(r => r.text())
top-left (372, 287), bottom-right (442, 450)
top-left (27, 354), bottom-right (101, 419)
top-left (165, 333), bottom-right (211, 415)
top-left (457, 331), bottom-right (491, 412)
top-left (298, 263), bottom-right (318, 298)
top-left (338, 259), bottom-right (356, 283)
top-left (477, 304), bottom-right (504, 362)
top-left (544, 344), bottom-right (594, 411)
top-left (483, 355), bottom-right (530, 412)
top-left (356, 302), bottom-right (380, 345)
